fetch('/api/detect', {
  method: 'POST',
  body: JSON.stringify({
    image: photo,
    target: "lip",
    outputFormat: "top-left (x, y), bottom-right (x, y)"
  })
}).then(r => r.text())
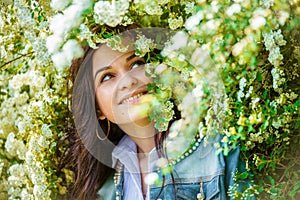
top-left (119, 87), bottom-right (149, 105)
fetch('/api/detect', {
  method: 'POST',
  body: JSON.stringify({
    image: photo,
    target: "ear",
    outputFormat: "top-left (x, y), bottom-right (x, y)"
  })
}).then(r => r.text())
top-left (98, 115), bottom-right (106, 120)
top-left (96, 108), bottom-right (106, 120)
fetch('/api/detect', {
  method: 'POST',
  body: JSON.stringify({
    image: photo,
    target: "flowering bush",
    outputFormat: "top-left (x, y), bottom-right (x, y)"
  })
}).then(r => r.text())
top-left (0, 0), bottom-right (299, 199)
top-left (0, 0), bottom-right (72, 199)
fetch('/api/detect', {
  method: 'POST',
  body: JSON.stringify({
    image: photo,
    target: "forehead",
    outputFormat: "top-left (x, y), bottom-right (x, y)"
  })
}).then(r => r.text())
top-left (92, 38), bottom-right (136, 69)
top-left (93, 45), bottom-right (124, 69)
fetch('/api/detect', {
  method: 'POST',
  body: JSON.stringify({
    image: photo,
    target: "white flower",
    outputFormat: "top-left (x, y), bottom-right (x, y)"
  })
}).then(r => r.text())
top-left (211, 1), bottom-right (220, 13)
top-left (260, 0), bottom-right (274, 8)
top-left (33, 185), bottom-right (51, 199)
top-left (263, 31), bottom-right (276, 51)
top-left (239, 77), bottom-right (247, 90)
top-left (145, 2), bottom-right (163, 15)
top-left (4, 132), bottom-right (16, 156)
top-left (185, 11), bottom-right (203, 31)
top-left (9, 164), bottom-right (27, 177)
top-left (273, 29), bottom-right (286, 46)
top-left (232, 38), bottom-right (248, 56)
top-left (250, 16), bottom-right (266, 30)
top-left (271, 67), bottom-right (285, 91)
top-left (63, 4), bottom-right (83, 29)
top-left (268, 46), bottom-right (283, 67)
top-left (14, 92), bottom-right (29, 106)
top-left (178, 54), bottom-right (185, 61)
top-left (28, 135), bottom-right (41, 153)
top-left (190, 47), bottom-right (212, 70)
top-left (0, 160), bottom-right (3, 176)
top-left (135, 35), bottom-right (154, 56)
top-left (278, 11), bottom-right (289, 26)
top-left (46, 34), bottom-right (63, 54)
top-left (144, 172), bottom-right (159, 185)
top-left (172, 31), bottom-right (188, 49)
top-left (50, 4), bottom-right (83, 37)
top-left (168, 16), bottom-right (183, 30)
top-left (225, 3), bottom-right (241, 17)
top-left (205, 19), bottom-right (221, 31)
top-left (62, 39), bottom-right (84, 61)
top-left (49, 14), bottom-right (67, 36)
top-left (245, 86), bottom-right (253, 98)
top-left (0, 14), bottom-right (4, 29)
top-left (38, 135), bottom-right (50, 149)
top-left (50, 0), bottom-right (71, 11)
top-left (21, 189), bottom-right (34, 200)
top-left (30, 167), bottom-right (47, 185)
top-left (41, 124), bottom-right (53, 138)
top-left (192, 84), bottom-right (204, 97)
top-left (7, 176), bottom-right (24, 188)
top-left (168, 119), bottom-right (182, 138)
top-left (73, 0), bottom-right (92, 10)
top-left (157, 0), bottom-right (170, 5)
top-left (184, 2), bottom-right (196, 15)
top-left (94, 0), bottom-right (130, 27)
top-left (51, 52), bottom-right (70, 71)
top-left (16, 142), bottom-right (27, 161)
top-left (161, 31), bottom-right (188, 57)
top-left (25, 151), bottom-right (36, 164)
top-left (8, 74), bottom-right (23, 91)
top-left (156, 158), bottom-right (168, 168)
top-left (154, 64), bottom-right (167, 75)
top-left (237, 77), bottom-right (247, 101)
top-left (79, 24), bottom-right (97, 48)
top-left (16, 6), bottom-right (36, 27)
top-left (17, 121), bottom-right (26, 134)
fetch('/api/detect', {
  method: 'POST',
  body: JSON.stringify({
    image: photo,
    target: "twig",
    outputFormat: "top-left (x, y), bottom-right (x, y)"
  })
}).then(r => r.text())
top-left (0, 52), bottom-right (34, 70)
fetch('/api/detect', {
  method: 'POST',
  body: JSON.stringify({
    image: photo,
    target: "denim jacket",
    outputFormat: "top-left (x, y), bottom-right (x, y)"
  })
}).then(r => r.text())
top-left (98, 135), bottom-right (252, 200)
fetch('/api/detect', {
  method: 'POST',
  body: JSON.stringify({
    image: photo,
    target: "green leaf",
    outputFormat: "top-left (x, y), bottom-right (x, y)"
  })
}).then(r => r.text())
top-left (238, 172), bottom-right (249, 180)
top-left (263, 90), bottom-right (268, 99)
top-left (289, 184), bottom-right (300, 197)
top-left (267, 175), bottom-right (275, 186)
top-left (258, 162), bottom-right (265, 171)
top-left (156, 33), bottom-right (162, 44)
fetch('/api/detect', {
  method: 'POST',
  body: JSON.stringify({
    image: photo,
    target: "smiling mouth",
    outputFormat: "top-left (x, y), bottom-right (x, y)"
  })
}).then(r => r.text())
top-left (121, 92), bottom-right (148, 104)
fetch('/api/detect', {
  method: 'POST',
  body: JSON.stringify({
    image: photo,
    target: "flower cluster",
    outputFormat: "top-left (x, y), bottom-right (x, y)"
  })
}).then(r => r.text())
top-left (0, 0), bottom-right (73, 199)
top-left (94, 0), bottom-right (130, 27)
top-left (46, 0), bottom-right (91, 71)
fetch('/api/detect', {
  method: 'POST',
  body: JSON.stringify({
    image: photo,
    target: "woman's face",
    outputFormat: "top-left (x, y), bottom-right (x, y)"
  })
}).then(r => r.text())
top-left (93, 44), bottom-right (152, 126)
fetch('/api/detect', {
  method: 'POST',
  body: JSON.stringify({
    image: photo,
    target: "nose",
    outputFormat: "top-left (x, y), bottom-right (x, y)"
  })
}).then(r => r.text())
top-left (118, 72), bottom-right (138, 90)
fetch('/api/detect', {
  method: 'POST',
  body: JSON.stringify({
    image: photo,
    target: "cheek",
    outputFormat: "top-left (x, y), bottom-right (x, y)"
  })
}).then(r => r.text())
top-left (139, 69), bottom-right (153, 83)
top-left (95, 87), bottom-right (114, 118)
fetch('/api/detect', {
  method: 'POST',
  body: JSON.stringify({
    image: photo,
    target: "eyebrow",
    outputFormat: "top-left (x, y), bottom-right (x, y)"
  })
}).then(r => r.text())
top-left (94, 66), bottom-right (112, 79)
top-left (94, 53), bottom-right (137, 79)
top-left (126, 53), bottom-right (136, 62)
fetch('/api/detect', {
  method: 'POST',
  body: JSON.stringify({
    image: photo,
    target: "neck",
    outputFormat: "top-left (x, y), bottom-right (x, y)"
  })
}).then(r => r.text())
top-left (119, 121), bottom-right (158, 154)
top-left (133, 135), bottom-right (156, 154)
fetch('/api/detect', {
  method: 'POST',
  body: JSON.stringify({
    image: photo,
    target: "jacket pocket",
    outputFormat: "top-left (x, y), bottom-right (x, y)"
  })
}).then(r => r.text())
top-left (203, 176), bottom-right (220, 200)
top-left (175, 176), bottom-right (221, 200)
top-left (176, 183), bottom-right (201, 200)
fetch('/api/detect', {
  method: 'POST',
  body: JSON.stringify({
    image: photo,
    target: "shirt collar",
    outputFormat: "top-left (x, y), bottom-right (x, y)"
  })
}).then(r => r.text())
top-left (112, 135), bottom-right (159, 173)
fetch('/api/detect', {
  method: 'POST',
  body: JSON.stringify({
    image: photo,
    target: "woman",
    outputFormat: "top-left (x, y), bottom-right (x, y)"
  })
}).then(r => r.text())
top-left (63, 30), bottom-right (252, 200)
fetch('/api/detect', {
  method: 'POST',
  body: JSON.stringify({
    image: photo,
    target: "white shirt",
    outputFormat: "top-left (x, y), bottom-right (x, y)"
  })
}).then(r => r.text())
top-left (112, 135), bottom-right (159, 200)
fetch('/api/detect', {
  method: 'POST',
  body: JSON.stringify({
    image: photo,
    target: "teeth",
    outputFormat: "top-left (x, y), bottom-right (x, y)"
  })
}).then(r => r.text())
top-left (123, 93), bottom-right (143, 103)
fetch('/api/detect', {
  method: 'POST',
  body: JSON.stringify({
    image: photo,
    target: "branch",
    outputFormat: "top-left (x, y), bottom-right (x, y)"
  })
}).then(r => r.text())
top-left (0, 52), bottom-right (34, 70)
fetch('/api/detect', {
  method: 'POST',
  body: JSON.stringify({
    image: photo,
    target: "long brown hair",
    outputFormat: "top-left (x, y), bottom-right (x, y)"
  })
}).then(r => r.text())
top-left (60, 44), bottom-right (125, 199)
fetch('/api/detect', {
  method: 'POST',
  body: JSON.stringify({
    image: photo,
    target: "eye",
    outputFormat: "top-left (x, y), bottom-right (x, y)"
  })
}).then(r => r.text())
top-left (101, 73), bottom-right (114, 83)
top-left (131, 60), bottom-right (145, 69)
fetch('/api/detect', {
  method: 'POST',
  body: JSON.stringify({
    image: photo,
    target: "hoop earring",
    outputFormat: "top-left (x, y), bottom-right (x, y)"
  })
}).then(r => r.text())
top-left (96, 120), bottom-right (110, 141)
